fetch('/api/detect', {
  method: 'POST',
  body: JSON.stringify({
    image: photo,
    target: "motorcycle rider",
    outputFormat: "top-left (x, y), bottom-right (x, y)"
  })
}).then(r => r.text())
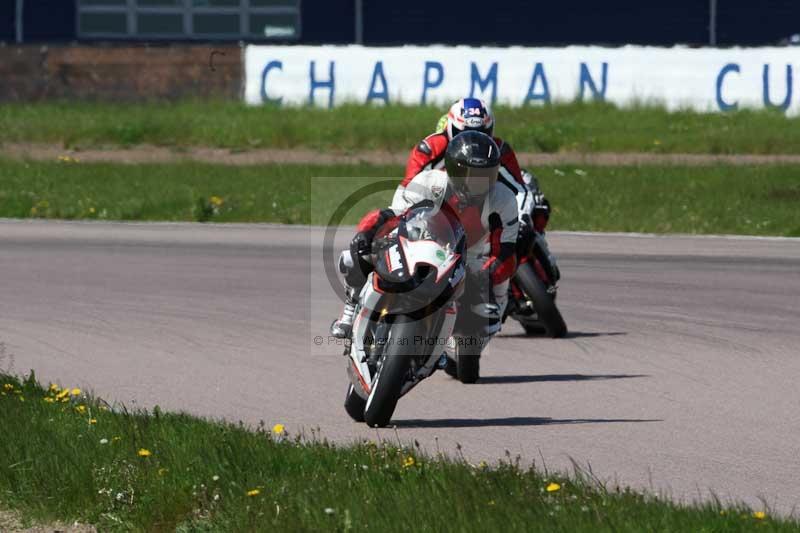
top-left (433, 108), bottom-right (551, 237)
top-left (404, 98), bottom-right (529, 215)
top-left (409, 98), bottom-right (560, 288)
top-left (330, 131), bottom-right (519, 351)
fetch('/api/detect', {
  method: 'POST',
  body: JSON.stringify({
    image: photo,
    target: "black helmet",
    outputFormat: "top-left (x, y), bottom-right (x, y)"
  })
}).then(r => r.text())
top-left (445, 131), bottom-right (501, 203)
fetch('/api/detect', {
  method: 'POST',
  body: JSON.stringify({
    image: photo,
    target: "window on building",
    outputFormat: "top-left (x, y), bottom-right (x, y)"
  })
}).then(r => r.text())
top-left (77, 0), bottom-right (301, 40)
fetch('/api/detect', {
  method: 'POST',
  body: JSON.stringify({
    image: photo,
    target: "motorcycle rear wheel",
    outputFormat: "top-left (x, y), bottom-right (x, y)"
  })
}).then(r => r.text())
top-left (455, 339), bottom-right (481, 384)
top-left (521, 322), bottom-right (547, 336)
top-left (444, 336), bottom-right (481, 384)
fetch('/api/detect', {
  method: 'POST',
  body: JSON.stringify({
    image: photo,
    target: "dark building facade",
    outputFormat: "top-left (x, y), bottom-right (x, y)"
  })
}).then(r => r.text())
top-left (2, 0), bottom-right (799, 47)
top-left (1, 2), bottom-right (15, 42)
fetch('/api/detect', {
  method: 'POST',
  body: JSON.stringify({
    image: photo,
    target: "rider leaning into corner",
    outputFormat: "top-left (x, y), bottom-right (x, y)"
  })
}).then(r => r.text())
top-left (330, 131), bottom-right (519, 354)
top-left (408, 98), bottom-right (561, 303)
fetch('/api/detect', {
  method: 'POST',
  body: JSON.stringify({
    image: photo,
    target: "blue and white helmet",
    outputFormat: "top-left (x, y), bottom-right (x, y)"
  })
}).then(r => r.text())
top-left (446, 98), bottom-right (494, 140)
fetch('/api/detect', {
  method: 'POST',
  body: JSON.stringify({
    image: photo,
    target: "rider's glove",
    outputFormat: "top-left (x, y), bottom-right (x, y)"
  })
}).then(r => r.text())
top-left (350, 231), bottom-right (373, 258)
top-left (351, 208), bottom-right (397, 258)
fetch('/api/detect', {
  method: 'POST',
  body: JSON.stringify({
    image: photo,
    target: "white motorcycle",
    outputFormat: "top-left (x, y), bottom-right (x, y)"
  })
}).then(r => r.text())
top-left (341, 203), bottom-right (467, 427)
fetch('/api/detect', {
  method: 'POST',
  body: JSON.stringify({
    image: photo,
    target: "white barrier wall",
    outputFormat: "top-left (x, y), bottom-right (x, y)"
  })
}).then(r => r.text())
top-left (245, 45), bottom-right (799, 114)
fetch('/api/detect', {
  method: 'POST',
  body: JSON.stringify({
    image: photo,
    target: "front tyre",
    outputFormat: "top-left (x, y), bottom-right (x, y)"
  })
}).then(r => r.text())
top-left (344, 383), bottom-right (366, 422)
top-left (363, 316), bottom-right (416, 427)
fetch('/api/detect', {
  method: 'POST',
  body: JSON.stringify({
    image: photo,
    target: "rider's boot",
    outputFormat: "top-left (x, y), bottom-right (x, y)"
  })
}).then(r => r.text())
top-left (330, 286), bottom-right (358, 339)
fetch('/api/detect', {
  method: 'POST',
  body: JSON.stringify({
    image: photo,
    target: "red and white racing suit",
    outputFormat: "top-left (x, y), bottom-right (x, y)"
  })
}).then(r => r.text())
top-left (404, 131), bottom-right (558, 282)
top-left (404, 131), bottom-right (533, 221)
top-left (353, 169), bottom-right (519, 339)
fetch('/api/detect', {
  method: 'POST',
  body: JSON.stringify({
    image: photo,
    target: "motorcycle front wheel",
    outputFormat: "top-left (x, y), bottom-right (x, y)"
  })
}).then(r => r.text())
top-left (344, 383), bottom-right (366, 422)
top-left (515, 262), bottom-right (568, 338)
top-left (363, 315), bottom-right (416, 427)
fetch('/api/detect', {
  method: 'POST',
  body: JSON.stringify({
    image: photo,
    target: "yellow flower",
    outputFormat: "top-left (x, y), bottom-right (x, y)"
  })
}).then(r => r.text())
top-left (43, 397), bottom-right (55, 403)
top-left (209, 196), bottom-right (224, 207)
top-left (88, 207), bottom-right (96, 214)
top-left (272, 423), bottom-right (285, 435)
top-left (2, 384), bottom-right (13, 391)
top-left (546, 482), bottom-right (561, 492)
top-left (89, 418), bottom-right (97, 425)
top-left (70, 388), bottom-right (81, 396)
top-left (753, 511), bottom-right (766, 520)
top-left (403, 456), bottom-right (416, 468)
top-left (75, 405), bottom-right (87, 414)
top-left (56, 389), bottom-right (70, 400)
top-left (246, 489), bottom-right (260, 497)
top-left (49, 383), bottom-right (60, 392)
top-left (137, 448), bottom-right (152, 457)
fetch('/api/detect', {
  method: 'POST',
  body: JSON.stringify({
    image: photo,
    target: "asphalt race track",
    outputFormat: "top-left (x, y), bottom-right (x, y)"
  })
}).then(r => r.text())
top-left (2, 220), bottom-right (800, 513)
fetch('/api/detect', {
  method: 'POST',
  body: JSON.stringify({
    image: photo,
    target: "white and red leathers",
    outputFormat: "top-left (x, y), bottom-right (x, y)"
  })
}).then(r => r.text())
top-left (404, 128), bottom-right (559, 283)
top-left (348, 169), bottom-right (519, 339)
top-left (404, 131), bottom-right (534, 233)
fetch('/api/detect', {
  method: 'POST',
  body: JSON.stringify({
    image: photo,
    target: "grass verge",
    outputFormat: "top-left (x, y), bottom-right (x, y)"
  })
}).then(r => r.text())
top-left (3, 101), bottom-right (800, 154)
top-left (0, 372), bottom-right (794, 532)
top-left (1, 158), bottom-right (798, 236)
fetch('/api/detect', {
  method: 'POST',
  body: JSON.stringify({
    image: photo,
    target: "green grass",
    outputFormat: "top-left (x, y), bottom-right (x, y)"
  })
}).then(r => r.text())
top-left (3, 101), bottom-right (800, 154)
top-left (544, 165), bottom-right (800, 236)
top-left (1, 372), bottom-right (795, 532)
top-left (1, 158), bottom-right (798, 236)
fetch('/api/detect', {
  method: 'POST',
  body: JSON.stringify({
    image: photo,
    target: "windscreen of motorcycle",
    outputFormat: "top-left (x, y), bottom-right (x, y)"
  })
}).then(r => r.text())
top-left (374, 205), bottom-right (464, 284)
top-left (371, 204), bottom-right (466, 317)
top-left (402, 204), bottom-right (465, 253)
